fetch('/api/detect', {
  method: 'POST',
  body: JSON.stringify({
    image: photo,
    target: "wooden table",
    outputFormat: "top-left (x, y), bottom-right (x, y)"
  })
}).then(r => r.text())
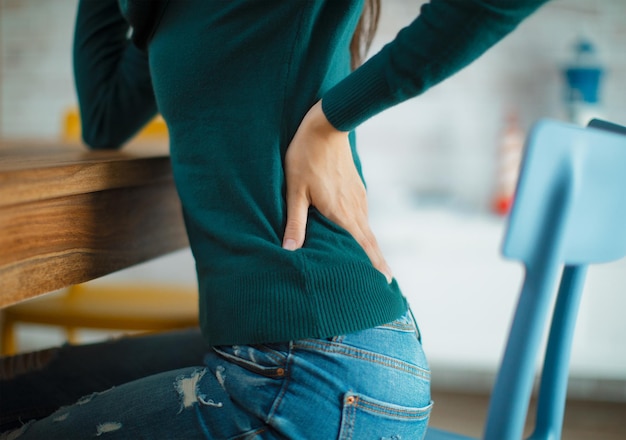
top-left (0, 141), bottom-right (189, 308)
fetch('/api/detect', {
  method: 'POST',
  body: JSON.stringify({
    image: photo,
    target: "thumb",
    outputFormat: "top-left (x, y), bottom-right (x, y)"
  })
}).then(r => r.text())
top-left (283, 189), bottom-right (309, 251)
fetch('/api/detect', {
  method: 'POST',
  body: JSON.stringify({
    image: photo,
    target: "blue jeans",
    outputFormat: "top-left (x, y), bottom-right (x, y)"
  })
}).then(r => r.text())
top-left (1, 310), bottom-right (431, 439)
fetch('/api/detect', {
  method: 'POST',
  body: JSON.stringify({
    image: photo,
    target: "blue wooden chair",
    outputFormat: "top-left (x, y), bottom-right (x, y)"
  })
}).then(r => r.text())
top-left (426, 119), bottom-right (626, 440)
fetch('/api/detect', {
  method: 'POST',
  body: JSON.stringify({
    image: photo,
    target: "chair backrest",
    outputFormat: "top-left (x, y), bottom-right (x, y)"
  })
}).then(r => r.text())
top-left (483, 119), bottom-right (626, 440)
top-left (504, 119), bottom-right (626, 265)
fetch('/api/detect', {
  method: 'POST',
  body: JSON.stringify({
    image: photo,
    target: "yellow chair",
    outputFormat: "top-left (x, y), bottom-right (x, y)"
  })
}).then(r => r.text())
top-left (1, 110), bottom-right (198, 356)
top-left (62, 108), bottom-right (169, 142)
top-left (1, 284), bottom-right (199, 355)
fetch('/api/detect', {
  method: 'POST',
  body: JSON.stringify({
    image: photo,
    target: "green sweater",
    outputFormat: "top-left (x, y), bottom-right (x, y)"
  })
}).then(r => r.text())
top-left (74, 0), bottom-right (547, 346)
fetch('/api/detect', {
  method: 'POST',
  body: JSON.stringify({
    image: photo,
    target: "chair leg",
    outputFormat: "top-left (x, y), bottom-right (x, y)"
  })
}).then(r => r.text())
top-left (1, 316), bottom-right (18, 356)
top-left (65, 327), bottom-right (80, 344)
top-left (529, 265), bottom-right (588, 440)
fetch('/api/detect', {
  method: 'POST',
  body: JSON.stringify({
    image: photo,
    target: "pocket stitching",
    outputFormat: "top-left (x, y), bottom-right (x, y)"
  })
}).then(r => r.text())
top-left (339, 392), bottom-right (433, 440)
top-left (347, 394), bottom-right (433, 420)
top-left (212, 346), bottom-right (287, 379)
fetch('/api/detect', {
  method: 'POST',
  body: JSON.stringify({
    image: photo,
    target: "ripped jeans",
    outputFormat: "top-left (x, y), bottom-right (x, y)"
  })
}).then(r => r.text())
top-left (0, 310), bottom-right (431, 439)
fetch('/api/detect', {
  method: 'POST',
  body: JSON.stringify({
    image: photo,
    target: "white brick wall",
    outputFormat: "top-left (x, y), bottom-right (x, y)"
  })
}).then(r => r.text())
top-left (2, 1), bottom-right (625, 202)
top-left (1, 0), bottom-right (77, 139)
top-left (358, 0), bottom-right (626, 210)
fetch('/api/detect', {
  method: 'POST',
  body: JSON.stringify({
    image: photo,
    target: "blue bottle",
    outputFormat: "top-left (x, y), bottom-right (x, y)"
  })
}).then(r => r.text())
top-left (563, 38), bottom-right (605, 125)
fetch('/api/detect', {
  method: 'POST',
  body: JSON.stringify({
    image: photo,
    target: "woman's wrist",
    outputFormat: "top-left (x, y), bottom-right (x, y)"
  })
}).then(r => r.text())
top-left (302, 101), bottom-right (348, 141)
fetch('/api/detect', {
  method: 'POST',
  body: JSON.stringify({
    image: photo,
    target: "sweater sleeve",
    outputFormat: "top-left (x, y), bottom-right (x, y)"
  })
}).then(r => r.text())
top-left (73, 0), bottom-right (158, 149)
top-left (321, 0), bottom-right (549, 132)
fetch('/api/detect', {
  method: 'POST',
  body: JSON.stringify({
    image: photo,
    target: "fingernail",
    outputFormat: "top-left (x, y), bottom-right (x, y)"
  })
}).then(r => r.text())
top-left (283, 239), bottom-right (297, 251)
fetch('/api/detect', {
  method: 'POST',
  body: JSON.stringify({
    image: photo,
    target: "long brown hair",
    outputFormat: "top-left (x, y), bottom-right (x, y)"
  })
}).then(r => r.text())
top-left (350, 0), bottom-right (381, 70)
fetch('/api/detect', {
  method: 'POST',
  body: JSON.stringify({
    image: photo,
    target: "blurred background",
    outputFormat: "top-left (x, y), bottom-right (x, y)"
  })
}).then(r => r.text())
top-left (1, 0), bottom-right (625, 407)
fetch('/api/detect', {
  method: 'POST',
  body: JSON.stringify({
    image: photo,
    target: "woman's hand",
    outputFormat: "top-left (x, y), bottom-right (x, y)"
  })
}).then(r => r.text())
top-left (282, 100), bottom-right (393, 283)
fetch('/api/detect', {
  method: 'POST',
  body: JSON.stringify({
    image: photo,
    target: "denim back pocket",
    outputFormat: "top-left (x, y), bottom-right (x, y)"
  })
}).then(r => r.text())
top-left (211, 344), bottom-right (289, 379)
top-left (338, 392), bottom-right (433, 440)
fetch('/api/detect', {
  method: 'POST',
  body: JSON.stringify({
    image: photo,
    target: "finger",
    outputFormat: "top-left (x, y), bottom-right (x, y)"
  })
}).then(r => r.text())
top-left (330, 204), bottom-right (393, 283)
top-left (283, 188), bottom-right (310, 251)
top-left (348, 192), bottom-right (393, 282)
top-left (353, 222), bottom-right (393, 283)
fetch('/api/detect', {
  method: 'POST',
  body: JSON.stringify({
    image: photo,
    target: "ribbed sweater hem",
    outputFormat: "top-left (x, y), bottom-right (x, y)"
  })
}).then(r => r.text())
top-left (198, 261), bottom-right (408, 346)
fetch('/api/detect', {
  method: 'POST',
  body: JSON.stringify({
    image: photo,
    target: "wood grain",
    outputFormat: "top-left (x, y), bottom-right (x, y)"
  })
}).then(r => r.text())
top-left (0, 141), bottom-right (171, 207)
top-left (0, 142), bottom-right (189, 307)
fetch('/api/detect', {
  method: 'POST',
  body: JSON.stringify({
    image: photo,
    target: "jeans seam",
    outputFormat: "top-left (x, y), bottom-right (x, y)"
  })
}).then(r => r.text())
top-left (265, 341), bottom-right (295, 426)
top-left (375, 322), bottom-right (415, 332)
top-left (293, 340), bottom-right (430, 380)
top-left (252, 344), bottom-right (287, 365)
top-left (230, 426), bottom-right (267, 440)
top-left (211, 347), bottom-right (286, 379)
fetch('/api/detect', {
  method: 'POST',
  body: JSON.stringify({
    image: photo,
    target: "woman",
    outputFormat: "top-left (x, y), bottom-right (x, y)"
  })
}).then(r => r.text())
top-left (1, 0), bottom-right (547, 438)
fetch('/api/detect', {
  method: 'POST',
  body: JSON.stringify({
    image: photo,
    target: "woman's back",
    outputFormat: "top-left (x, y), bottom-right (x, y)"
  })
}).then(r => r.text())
top-left (145, 0), bottom-right (406, 346)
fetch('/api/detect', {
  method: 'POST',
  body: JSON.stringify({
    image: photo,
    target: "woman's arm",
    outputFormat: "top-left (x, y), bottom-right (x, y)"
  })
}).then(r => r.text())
top-left (283, 0), bottom-right (550, 280)
top-left (73, 0), bottom-right (158, 149)
top-left (322, 0), bottom-right (550, 131)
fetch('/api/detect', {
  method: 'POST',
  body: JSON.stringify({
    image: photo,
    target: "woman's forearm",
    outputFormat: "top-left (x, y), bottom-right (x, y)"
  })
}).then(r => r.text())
top-left (73, 0), bottom-right (158, 149)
